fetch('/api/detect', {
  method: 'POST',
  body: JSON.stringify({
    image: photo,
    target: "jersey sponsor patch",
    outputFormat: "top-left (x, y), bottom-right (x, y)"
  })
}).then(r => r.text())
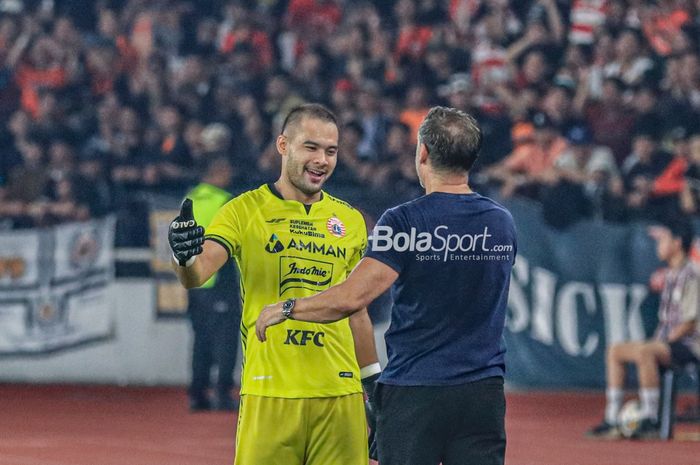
top-left (265, 234), bottom-right (285, 253)
top-left (266, 237), bottom-right (347, 258)
top-left (290, 219), bottom-right (325, 238)
top-left (284, 329), bottom-right (325, 347)
top-left (279, 256), bottom-right (334, 296)
top-left (326, 217), bottom-right (346, 238)
top-left (339, 372), bottom-right (353, 378)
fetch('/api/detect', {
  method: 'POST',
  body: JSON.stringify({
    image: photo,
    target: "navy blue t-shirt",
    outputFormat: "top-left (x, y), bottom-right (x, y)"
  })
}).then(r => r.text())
top-left (366, 192), bottom-right (517, 386)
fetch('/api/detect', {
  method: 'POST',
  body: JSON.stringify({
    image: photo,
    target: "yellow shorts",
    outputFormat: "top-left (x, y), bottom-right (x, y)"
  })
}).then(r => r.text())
top-left (234, 393), bottom-right (368, 465)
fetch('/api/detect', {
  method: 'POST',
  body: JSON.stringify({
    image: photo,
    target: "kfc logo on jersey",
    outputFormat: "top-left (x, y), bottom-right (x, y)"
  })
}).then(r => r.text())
top-left (283, 329), bottom-right (325, 347)
top-left (326, 217), bottom-right (346, 238)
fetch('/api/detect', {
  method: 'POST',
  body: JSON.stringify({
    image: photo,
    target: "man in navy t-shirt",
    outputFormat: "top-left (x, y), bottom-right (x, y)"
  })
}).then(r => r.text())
top-left (256, 106), bottom-right (517, 465)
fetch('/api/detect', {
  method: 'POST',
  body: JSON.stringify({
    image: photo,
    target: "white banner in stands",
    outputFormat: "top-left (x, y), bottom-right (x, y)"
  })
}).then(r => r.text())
top-left (0, 217), bottom-right (116, 355)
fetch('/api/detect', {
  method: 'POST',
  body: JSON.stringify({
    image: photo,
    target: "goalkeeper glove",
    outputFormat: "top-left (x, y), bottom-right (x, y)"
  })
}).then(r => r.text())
top-left (168, 198), bottom-right (204, 266)
top-left (362, 370), bottom-right (381, 460)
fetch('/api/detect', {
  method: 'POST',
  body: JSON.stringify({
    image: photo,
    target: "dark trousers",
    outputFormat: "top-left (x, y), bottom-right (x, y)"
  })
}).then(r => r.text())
top-left (376, 376), bottom-right (506, 465)
top-left (188, 289), bottom-right (240, 399)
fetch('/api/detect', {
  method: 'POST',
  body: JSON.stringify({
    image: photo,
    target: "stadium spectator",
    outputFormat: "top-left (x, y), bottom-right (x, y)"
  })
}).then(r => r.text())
top-left (541, 123), bottom-right (623, 226)
top-left (394, 0), bottom-right (434, 64)
top-left (75, 150), bottom-right (113, 218)
top-left (441, 72), bottom-right (513, 168)
top-left (568, 0), bottom-right (607, 45)
top-left (652, 126), bottom-right (693, 200)
top-left (622, 124), bottom-right (676, 221)
top-left (578, 77), bottom-right (636, 163)
top-left (682, 130), bottom-right (700, 214)
top-left (0, 0), bottom-right (700, 236)
top-left (147, 104), bottom-right (193, 191)
top-left (604, 28), bottom-right (654, 87)
top-left (588, 217), bottom-right (700, 439)
top-left (541, 83), bottom-right (577, 133)
top-left (356, 80), bottom-right (393, 161)
top-left (399, 84), bottom-right (431, 140)
top-left (380, 121), bottom-right (423, 202)
top-left (631, 84), bottom-right (664, 134)
top-left (484, 111), bottom-right (568, 198)
top-left (641, 0), bottom-right (692, 57)
top-left (0, 138), bottom-right (47, 227)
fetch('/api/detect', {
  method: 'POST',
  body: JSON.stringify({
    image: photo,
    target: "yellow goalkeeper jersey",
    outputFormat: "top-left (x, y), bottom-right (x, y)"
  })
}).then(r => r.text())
top-left (205, 183), bottom-right (367, 398)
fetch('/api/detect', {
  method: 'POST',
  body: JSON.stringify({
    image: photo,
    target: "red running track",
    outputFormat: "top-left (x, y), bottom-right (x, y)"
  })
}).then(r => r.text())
top-left (0, 385), bottom-right (697, 465)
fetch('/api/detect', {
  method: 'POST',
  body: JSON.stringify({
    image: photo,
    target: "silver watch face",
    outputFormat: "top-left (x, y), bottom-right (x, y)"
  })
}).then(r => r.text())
top-left (282, 299), bottom-right (295, 317)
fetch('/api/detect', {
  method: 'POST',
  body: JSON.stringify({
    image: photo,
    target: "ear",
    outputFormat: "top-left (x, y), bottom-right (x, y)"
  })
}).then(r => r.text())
top-left (418, 142), bottom-right (430, 165)
top-left (276, 134), bottom-right (287, 156)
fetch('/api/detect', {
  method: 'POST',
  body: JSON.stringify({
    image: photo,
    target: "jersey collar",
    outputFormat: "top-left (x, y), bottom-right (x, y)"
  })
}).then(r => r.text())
top-left (266, 182), bottom-right (325, 214)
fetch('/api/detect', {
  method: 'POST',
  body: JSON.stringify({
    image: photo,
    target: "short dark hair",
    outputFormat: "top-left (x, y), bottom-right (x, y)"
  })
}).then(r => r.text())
top-left (417, 106), bottom-right (482, 172)
top-left (281, 103), bottom-right (338, 134)
top-left (664, 216), bottom-right (695, 253)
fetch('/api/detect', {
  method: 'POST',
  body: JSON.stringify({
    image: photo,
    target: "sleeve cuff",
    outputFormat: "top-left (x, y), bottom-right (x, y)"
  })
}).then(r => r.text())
top-left (173, 254), bottom-right (196, 267)
top-left (360, 362), bottom-right (382, 379)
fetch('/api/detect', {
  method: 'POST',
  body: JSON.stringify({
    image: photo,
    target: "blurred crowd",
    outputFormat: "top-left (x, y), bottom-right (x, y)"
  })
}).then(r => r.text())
top-left (1, 0), bottom-right (700, 235)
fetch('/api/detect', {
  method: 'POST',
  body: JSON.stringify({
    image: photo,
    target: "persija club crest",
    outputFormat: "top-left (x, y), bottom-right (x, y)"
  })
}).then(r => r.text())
top-left (326, 217), bottom-right (346, 238)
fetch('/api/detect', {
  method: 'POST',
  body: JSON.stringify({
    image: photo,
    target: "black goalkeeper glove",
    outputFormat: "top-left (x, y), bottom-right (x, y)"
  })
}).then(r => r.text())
top-left (168, 198), bottom-right (204, 266)
top-left (362, 372), bottom-right (381, 460)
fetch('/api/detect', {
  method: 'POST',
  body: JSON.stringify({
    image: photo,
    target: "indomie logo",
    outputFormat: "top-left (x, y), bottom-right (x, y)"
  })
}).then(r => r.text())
top-left (285, 262), bottom-right (328, 279)
top-left (279, 257), bottom-right (334, 296)
top-left (284, 329), bottom-right (325, 347)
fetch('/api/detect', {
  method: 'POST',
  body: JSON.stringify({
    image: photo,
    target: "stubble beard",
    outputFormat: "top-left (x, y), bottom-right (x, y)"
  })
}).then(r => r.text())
top-left (287, 158), bottom-right (324, 196)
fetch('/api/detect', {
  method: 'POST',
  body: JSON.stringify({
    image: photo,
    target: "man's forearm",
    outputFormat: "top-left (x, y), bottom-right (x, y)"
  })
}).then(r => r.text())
top-left (172, 257), bottom-right (206, 288)
top-left (292, 283), bottom-right (366, 323)
top-left (291, 258), bottom-right (398, 323)
top-left (256, 257), bottom-right (398, 342)
top-left (668, 320), bottom-right (696, 343)
top-left (172, 253), bottom-right (216, 289)
top-left (172, 240), bottom-right (229, 289)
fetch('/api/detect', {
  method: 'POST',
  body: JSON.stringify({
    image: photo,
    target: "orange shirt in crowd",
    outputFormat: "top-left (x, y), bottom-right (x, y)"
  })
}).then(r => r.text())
top-left (511, 122), bottom-right (535, 149)
top-left (287, 0), bottom-right (342, 31)
top-left (400, 107), bottom-right (430, 142)
top-left (221, 29), bottom-right (273, 69)
top-left (503, 137), bottom-right (569, 177)
top-left (395, 25), bottom-right (433, 61)
top-left (652, 156), bottom-right (687, 196)
top-left (449, 0), bottom-right (480, 24)
top-left (642, 8), bottom-right (690, 56)
top-left (161, 135), bottom-right (177, 155)
top-left (15, 65), bottom-right (67, 118)
top-left (116, 35), bottom-right (140, 72)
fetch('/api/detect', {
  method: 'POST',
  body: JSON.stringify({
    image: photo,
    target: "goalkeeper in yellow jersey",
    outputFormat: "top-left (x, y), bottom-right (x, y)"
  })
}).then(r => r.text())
top-left (168, 104), bottom-right (380, 465)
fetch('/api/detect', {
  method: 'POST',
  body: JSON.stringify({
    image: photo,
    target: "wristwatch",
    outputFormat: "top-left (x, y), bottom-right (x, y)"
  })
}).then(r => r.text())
top-left (281, 298), bottom-right (296, 319)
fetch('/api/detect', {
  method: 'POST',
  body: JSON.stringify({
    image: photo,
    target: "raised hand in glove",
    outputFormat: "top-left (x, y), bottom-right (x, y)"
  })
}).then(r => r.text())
top-left (168, 198), bottom-right (204, 266)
